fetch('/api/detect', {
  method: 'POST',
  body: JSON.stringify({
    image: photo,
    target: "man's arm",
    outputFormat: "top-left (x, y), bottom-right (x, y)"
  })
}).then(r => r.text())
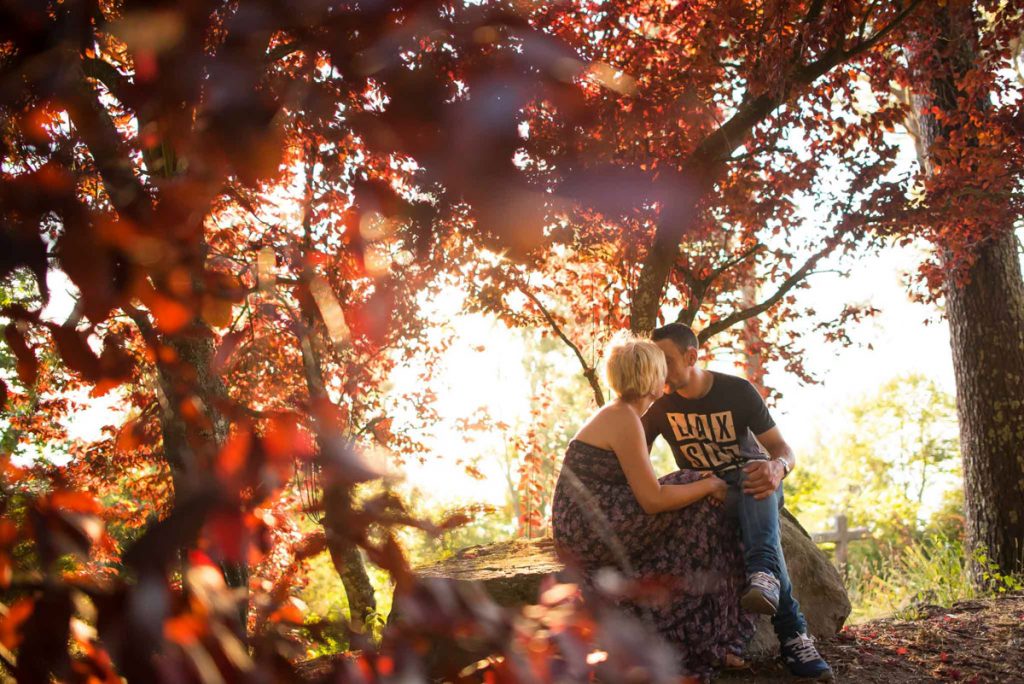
top-left (743, 426), bottom-right (795, 500)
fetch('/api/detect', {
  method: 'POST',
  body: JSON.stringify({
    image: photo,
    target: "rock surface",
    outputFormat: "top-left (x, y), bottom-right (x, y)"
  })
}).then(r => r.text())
top-left (415, 536), bottom-right (565, 606)
top-left (412, 510), bottom-right (851, 658)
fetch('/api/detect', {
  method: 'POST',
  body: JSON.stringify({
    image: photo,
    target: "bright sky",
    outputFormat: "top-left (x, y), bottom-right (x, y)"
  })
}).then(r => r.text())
top-left (389, 237), bottom-right (958, 510)
top-left (767, 243), bottom-right (955, 451)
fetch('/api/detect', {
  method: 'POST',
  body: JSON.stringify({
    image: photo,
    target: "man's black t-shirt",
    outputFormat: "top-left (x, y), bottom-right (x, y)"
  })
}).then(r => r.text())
top-left (642, 371), bottom-right (775, 472)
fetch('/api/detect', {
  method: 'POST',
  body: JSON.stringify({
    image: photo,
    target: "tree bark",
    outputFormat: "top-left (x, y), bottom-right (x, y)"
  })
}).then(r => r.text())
top-left (945, 230), bottom-right (1024, 575)
top-left (154, 331), bottom-right (249, 593)
top-left (909, 1), bottom-right (1024, 575)
top-left (293, 151), bottom-right (378, 626)
top-left (322, 486), bottom-right (378, 627)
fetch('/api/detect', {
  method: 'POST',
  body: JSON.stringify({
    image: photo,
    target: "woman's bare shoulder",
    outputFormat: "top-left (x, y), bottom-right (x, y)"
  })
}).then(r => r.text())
top-left (574, 403), bottom-right (643, 449)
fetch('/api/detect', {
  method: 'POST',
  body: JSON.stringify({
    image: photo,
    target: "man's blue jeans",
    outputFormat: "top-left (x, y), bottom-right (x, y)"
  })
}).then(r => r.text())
top-left (720, 466), bottom-right (807, 641)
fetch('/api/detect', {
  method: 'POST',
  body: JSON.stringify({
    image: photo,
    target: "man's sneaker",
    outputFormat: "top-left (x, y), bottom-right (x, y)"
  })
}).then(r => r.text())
top-left (740, 571), bottom-right (780, 615)
top-left (780, 633), bottom-right (833, 681)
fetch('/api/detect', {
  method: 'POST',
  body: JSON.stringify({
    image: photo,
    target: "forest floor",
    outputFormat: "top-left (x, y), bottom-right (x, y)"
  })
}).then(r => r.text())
top-left (298, 593), bottom-right (1024, 682)
top-left (720, 593), bottom-right (1024, 683)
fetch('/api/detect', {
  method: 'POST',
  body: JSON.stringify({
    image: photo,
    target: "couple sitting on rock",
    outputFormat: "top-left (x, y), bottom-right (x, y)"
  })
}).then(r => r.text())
top-left (551, 324), bottom-right (833, 682)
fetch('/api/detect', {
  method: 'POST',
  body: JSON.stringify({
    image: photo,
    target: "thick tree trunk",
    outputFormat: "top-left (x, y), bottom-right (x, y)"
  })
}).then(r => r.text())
top-left (945, 231), bottom-right (1024, 575)
top-left (909, 1), bottom-right (1024, 576)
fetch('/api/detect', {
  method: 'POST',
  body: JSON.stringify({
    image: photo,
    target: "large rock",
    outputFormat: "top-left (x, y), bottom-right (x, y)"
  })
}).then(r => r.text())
top-left (413, 510), bottom-right (851, 658)
top-left (745, 510), bottom-right (851, 655)
top-left (415, 536), bottom-right (564, 606)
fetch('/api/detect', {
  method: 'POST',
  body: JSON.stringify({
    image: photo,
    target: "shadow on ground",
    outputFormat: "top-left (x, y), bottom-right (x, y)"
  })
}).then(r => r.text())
top-left (719, 594), bottom-right (1024, 683)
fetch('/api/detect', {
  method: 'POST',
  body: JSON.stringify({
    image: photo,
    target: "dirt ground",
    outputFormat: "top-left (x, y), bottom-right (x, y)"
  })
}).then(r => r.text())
top-left (298, 593), bottom-right (1024, 682)
top-left (720, 593), bottom-right (1024, 683)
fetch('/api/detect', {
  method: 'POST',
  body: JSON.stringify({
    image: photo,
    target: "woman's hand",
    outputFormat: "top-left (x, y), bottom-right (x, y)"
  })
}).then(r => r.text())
top-left (706, 475), bottom-right (728, 505)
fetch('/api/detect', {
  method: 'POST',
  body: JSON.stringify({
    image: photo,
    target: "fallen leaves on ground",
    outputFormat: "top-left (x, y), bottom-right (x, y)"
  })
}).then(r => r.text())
top-left (721, 593), bottom-right (1024, 683)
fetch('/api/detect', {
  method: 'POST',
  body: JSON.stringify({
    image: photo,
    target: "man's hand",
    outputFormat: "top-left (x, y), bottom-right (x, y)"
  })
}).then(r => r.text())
top-left (742, 459), bottom-right (785, 500)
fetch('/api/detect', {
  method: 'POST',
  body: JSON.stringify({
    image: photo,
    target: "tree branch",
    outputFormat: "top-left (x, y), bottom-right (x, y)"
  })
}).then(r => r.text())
top-left (697, 241), bottom-right (837, 344)
top-left (844, 0), bottom-right (925, 59)
top-left (122, 301), bottom-right (157, 345)
top-left (674, 243), bottom-right (764, 326)
top-left (81, 57), bottom-right (132, 106)
top-left (517, 282), bottom-right (606, 407)
top-left (63, 64), bottom-right (153, 226)
top-left (707, 243), bottom-right (766, 283)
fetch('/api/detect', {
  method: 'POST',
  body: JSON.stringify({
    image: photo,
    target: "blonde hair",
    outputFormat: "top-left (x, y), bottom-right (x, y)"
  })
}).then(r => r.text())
top-left (603, 332), bottom-right (667, 400)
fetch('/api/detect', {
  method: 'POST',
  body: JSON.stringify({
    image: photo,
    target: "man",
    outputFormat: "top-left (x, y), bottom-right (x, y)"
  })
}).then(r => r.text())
top-left (643, 323), bottom-right (833, 681)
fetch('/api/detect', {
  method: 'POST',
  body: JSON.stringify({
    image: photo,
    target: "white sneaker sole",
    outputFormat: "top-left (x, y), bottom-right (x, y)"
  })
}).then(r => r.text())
top-left (740, 588), bottom-right (778, 615)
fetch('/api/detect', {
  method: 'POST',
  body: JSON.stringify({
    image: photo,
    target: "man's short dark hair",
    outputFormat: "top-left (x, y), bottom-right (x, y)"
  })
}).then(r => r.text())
top-left (651, 323), bottom-right (699, 352)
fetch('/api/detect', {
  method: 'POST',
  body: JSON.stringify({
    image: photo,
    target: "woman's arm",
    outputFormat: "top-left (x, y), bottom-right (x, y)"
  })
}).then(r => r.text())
top-left (609, 412), bottom-right (726, 514)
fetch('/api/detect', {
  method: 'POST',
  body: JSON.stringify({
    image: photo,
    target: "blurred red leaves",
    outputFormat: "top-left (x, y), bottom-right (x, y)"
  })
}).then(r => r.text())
top-left (264, 413), bottom-right (315, 465)
top-left (0, 599), bottom-right (33, 652)
top-left (164, 613), bottom-right (207, 647)
top-left (7, 0), bottom-right (1010, 680)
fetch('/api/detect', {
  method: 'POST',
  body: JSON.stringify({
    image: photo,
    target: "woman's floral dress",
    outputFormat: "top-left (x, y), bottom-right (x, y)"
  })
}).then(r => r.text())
top-left (551, 439), bottom-right (755, 681)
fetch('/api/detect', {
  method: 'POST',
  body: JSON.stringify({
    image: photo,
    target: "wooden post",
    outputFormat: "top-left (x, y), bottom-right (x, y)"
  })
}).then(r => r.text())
top-left (811, 514), bottom-right (870, 572)
top-left (835, 514), bottom-right (849, 568)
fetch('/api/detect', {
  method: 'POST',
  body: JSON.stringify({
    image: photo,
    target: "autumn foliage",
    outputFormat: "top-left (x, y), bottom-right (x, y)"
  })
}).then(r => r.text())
top-left (2, 0), bottom-right (1024, 681)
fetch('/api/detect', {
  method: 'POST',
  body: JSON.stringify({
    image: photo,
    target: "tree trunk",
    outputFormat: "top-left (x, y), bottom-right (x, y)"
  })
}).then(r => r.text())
top-left (322, 486), bottom-right (378, 627)
top-left (945, 230), bottom-right (1024, 575)
top-left (154, 327), bottom-right (251, 615)
top-left (909, 1), bottom-right (1024, 576)
top-left (294, 157), bottom-right (378, 625)
top-left (294, 316), bottom-right (378, 625)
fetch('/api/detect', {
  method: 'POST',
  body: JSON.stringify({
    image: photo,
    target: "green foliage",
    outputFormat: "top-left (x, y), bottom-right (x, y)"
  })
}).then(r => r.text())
top-left (787, 373), bottom-right (961, 543)
top-left (848, 533), bottom-right (974, 622)
top-left (973, 548), bottom-right (1024, 596)
top-left (848, 534), bottom-right (1023, 623)
top-left (295, 554), bottom-right (394, 656)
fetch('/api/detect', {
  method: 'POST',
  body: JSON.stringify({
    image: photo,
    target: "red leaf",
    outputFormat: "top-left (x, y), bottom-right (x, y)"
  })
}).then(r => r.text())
top-left (0, 598), bottom-right (34, 650)
top-left (164, 614), bottom-right (205, 646)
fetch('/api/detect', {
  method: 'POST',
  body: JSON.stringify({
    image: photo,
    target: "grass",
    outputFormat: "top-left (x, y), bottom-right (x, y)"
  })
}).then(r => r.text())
top-left (846, 533), bottom-right (1023, 623)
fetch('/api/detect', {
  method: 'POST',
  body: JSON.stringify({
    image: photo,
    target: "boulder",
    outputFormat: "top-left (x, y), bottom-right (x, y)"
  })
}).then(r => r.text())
top-left (412, 510), bottom-right (851, 658)
top-left (745, 510), bottom-right (851, 656)
top-left (415, 536), bottom-right (564, 607)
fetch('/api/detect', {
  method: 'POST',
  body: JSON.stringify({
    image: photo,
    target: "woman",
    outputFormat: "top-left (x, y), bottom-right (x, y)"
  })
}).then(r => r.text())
top-left (551, 333), bottom-right (754, 681)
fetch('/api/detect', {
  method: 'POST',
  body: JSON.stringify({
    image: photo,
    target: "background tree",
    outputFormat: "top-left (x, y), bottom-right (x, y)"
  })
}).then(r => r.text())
top-left (787, 374), bottom-right (961, 540)
top-left (455, 0), bottom-right (925, 408)
top-left (1, 0), bottom-right (677, 680)
top-left (867, 0), bottom-right (1024, 576)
